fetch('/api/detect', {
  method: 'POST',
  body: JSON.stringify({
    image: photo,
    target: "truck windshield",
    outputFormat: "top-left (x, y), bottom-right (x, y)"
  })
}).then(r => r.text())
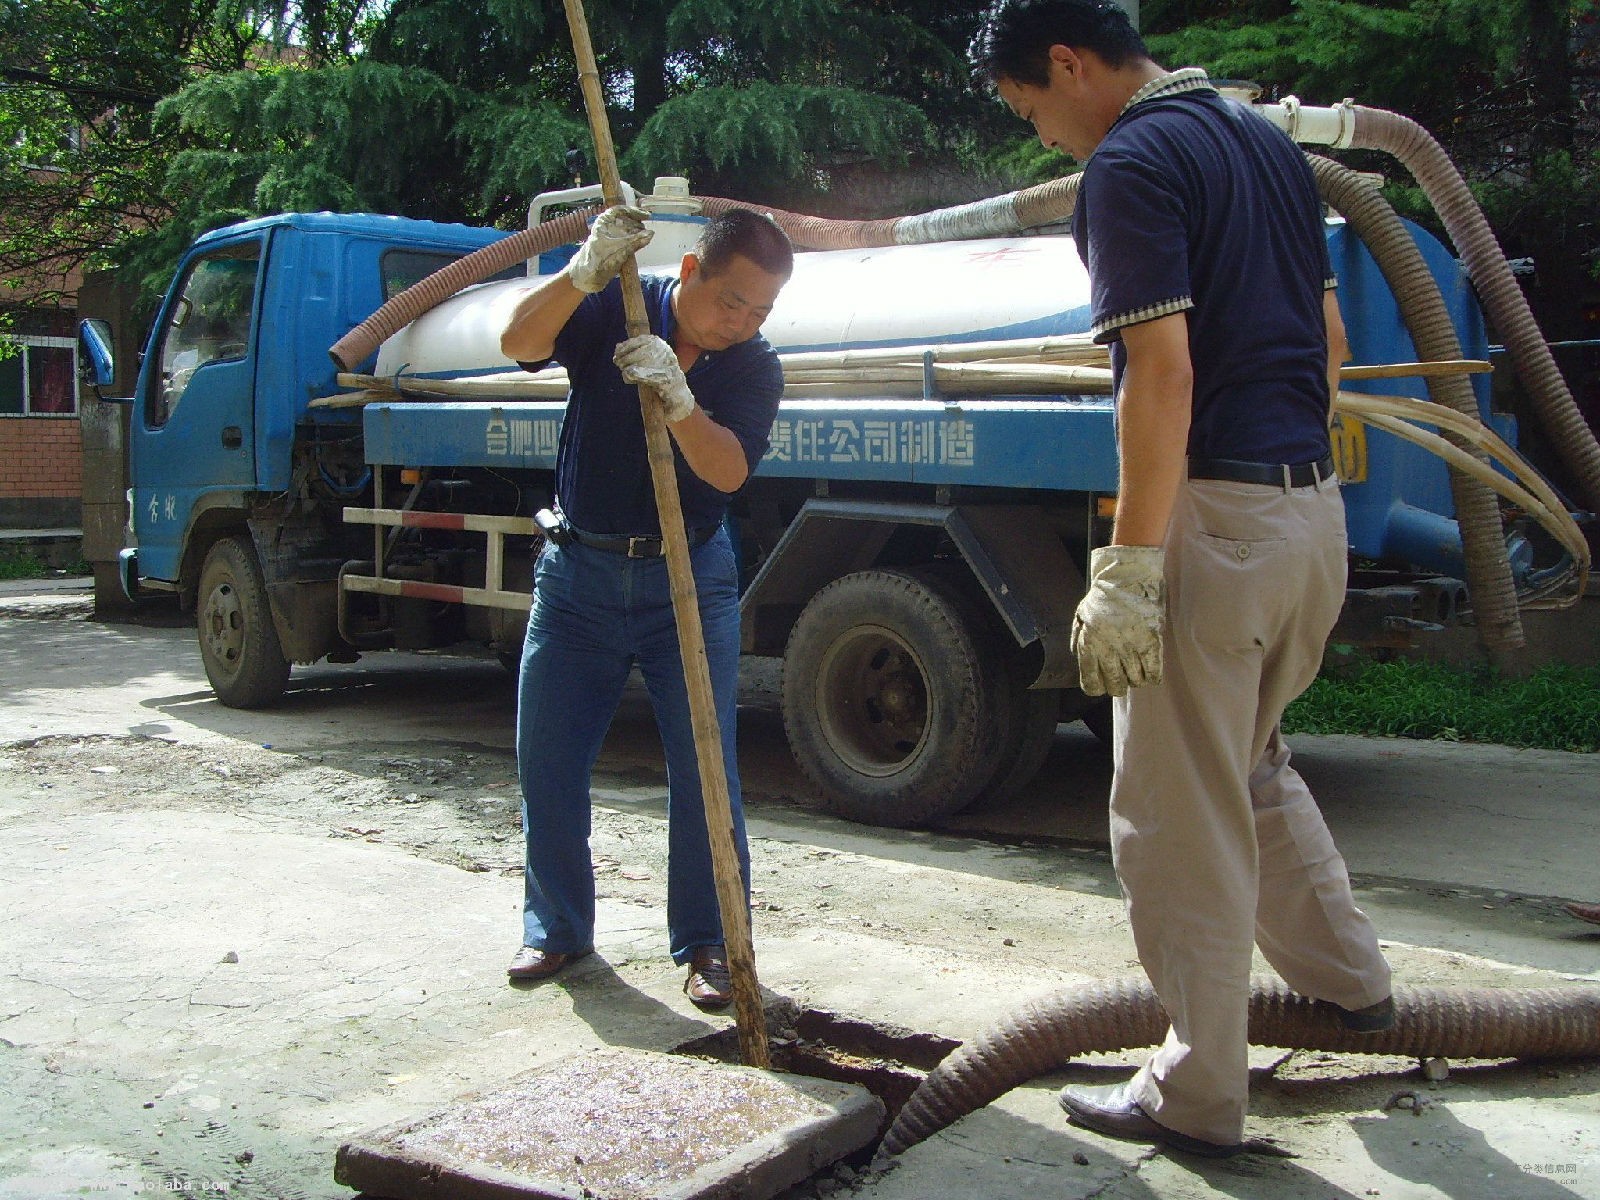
top-left (150, 242), bottom-right (261, 427)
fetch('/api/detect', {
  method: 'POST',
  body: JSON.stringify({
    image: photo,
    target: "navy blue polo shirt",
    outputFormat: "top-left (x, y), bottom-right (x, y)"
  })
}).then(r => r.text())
top-left (1072, 70), bottom-right (1336, 465)
top-left (522, 273), bottom-right (784, 535)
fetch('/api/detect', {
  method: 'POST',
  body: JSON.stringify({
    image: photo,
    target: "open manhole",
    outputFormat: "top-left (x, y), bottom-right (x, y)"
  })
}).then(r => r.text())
top-left (339, 1004), bottom-right (953, 1200)
top-left (672, 1002), bottom-right (960, 1182)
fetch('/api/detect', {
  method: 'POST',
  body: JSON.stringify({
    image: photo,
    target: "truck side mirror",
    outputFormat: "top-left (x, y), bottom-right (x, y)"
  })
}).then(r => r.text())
top-left (77, 318), bottom-right (128, 402)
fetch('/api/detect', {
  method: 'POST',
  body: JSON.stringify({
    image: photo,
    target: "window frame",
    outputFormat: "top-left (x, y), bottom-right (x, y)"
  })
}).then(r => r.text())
top-left (0, 334), bottom-right (81, 418)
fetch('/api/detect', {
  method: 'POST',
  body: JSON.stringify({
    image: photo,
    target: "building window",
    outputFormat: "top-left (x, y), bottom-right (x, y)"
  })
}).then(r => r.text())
top-left (0, 335), bottom-right (79, 416)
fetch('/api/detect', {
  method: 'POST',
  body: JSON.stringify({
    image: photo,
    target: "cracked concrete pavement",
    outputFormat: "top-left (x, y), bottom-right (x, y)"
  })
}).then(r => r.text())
top-left (1, 578), bottom-right (1598, 1199)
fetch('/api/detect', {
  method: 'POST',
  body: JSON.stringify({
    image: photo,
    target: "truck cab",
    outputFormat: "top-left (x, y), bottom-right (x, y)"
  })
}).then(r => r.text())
top-left (87, 213), bottom-right (509, 703)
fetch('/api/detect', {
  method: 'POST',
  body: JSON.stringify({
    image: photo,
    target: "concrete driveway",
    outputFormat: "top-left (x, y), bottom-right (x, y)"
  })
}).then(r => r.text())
top-left (2, 580), bottom-right (1597, 1199)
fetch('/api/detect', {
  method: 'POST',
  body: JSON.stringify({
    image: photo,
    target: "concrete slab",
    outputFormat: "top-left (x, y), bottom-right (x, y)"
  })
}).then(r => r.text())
top-left (333, 1049), bottom-right (883, 1200)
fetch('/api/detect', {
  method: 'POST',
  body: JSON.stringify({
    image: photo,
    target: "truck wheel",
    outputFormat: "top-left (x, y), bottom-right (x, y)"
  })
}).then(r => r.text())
top-left (198, 535), bottom-right (291, 708)
top-left (911, 564), bottom-right (1058, 809)
top-left (782, 569), bottom-right (1002, 828)
top-left (983, 681), bottom-right (1060, 806)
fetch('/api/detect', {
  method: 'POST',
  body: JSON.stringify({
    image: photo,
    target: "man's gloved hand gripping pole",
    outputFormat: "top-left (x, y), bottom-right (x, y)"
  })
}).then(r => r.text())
top-left (560, 0), bottom-right (770, 1068)
top-left (613, 336), bottom-right (696, 422)
top-left (565, 207), bottom-right (698, 424)
top-left (567, 204), bottom-right (654, 293)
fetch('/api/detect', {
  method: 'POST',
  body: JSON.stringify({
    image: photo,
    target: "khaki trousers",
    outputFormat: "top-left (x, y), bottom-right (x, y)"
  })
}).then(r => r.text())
top-left (1112, 474), bottom-right (1392, 1145)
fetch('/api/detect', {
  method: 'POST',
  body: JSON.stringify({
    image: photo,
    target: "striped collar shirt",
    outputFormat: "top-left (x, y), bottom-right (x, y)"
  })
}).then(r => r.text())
top-left (1118, 67), bottom-right (1214, 119)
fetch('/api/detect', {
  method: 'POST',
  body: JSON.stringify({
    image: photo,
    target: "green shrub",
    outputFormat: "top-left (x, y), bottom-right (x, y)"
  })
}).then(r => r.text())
top-left (0, 548), bottom-right (50, 581)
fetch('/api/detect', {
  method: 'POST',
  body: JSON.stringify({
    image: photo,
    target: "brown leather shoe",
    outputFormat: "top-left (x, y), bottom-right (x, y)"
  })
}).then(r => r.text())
top-left (506, 946), bottom-right (591, 981)
top-left (683, 945), bottom-right (733, 1010)
top-left (1566, 901), bottom-right (1600, 927)
top-left (1059, 1082), bottom-right (1242, 1158)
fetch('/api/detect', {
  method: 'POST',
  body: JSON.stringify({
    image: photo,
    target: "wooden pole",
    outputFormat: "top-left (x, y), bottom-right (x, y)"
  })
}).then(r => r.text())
top-left (560, 0), bottom-right (769, 1068)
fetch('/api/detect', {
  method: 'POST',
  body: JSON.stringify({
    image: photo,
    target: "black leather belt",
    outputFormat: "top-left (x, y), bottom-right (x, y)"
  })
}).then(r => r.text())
top-left (566, 523), bottom-right (718, 558)
top-left (1188, 454), bottom-right (1337, 488)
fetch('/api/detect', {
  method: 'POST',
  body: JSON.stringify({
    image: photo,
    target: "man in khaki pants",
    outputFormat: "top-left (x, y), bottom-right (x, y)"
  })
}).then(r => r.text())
top-left (971, 0), bottom-right (1393, 1158)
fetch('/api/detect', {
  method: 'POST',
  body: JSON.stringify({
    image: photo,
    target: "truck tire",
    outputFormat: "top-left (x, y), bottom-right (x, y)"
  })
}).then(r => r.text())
top-left (910, 564), bottom-right (1059, 809)
top-left (782, 568), bottom-right (1003, 828)
top-left (983, 679), bottom-right (1060, 806)
top-left (197, 535), bottom-right (291, 708)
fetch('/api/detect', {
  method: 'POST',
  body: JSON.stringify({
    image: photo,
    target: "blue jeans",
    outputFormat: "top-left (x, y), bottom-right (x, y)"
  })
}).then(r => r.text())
top-left (516, 527), bottom-right (749, 964)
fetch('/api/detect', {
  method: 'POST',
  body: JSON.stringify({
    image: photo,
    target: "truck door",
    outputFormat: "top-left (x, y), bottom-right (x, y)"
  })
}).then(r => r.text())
top-left (132, 237), bottom-right (263, 583)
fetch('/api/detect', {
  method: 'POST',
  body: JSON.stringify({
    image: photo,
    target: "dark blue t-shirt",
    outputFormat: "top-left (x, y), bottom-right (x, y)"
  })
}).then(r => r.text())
top-left (524, 273), bottom-right (784, 535)
top-left (1072, 74), bottom-right (1336, 464)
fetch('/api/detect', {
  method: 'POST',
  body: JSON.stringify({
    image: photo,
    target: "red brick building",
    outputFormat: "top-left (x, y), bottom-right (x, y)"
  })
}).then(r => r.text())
top-left (1, 201), bottom-right (86, 531)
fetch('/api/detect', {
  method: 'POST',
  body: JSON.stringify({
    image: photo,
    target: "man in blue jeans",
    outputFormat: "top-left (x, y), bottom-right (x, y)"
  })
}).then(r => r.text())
top-left (499, 206), bottom-right (793, 1009)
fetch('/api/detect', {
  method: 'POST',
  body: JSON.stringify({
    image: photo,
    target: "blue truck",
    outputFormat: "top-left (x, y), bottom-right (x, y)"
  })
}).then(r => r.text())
top-left (77, 184), bottom-right (1529, 828)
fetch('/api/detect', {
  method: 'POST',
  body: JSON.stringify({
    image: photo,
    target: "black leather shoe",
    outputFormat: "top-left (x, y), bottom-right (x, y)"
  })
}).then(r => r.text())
top-left (1058, 1082), bottom-right (1243, 1159)
top-left (1333, 995), bottom-right (1395, 1033)
top-left (506, 946), bottom-right (592, 981)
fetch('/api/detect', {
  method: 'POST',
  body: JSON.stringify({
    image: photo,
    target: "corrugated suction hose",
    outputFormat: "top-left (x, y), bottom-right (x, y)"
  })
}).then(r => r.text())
top-left (1348, 106), bottom-right (1600, 518)
top-left (880, 976), bottom-right (1600, 1157)
top-left (1310, 154), bottom-right (1525, 658)
top-left (328, 208), bottom-right (598, 371)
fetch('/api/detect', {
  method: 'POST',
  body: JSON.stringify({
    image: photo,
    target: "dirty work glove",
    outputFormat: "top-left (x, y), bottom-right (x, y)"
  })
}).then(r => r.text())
top-left (613, 335), bottom-right (696, 422)
top-left (1071, 545), bottom-right (1166, 698)
top-left (567, 204), bottom-right (653, 293)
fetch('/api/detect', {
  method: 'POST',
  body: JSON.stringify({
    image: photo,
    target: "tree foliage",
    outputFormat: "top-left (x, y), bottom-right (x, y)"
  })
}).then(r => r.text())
top-left (5, 0), bottom-right (1599, 319)
top-left (1138, 0), bottom-right (1600, 315)
top-left (1, 1), bottom-right (235, 305)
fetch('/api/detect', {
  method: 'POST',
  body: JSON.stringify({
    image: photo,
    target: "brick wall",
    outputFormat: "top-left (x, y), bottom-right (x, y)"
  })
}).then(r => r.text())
top-left (0, 417), bottom-right (83, 500)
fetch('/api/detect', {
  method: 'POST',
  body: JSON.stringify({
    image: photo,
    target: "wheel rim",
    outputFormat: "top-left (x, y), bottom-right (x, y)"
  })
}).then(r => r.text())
top-left (201, 578), bottom-right (246, 676)
top-left (814, 623), bottom-right (932, 777)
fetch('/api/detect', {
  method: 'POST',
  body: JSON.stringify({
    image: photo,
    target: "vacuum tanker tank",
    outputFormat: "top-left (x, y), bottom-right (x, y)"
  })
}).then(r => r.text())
top-left (374, 229), bottom-right (1097, 380)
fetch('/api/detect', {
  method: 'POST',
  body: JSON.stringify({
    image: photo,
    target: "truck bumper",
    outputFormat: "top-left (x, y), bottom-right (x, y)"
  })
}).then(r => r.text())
top-left (117, 548), bottom-right (140, 604)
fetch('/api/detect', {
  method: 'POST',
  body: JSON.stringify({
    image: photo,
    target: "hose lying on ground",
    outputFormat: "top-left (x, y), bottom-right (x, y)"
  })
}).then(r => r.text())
top-left (879, 976), bottom-right (1600, 1158)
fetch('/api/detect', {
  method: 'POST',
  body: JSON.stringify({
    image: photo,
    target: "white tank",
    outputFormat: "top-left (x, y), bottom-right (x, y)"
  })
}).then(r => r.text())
top-left (375, 231), bottom-right (1094, 380)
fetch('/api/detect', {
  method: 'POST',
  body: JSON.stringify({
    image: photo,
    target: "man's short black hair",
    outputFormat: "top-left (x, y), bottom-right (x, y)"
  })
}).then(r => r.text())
top-left (970, 0), bottom-right (1148, 89)
top-left (695, 208), bottom-right (794, 281)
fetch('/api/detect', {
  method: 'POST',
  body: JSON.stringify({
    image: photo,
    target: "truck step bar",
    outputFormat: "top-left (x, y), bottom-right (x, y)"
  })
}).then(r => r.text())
top-left (340, 505), bottom-right (537, 612)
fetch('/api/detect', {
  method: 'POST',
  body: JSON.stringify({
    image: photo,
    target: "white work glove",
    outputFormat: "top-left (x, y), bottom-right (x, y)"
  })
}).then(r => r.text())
top-left (567, 204), bottom-right (653, 293)
top-left (613, 335), bottom-right (696, 422)
top-left (1071, 545), bottom-right (1166, 698)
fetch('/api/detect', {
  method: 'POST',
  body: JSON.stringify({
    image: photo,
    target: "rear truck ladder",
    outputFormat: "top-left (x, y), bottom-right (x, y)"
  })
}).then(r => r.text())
top-left (339, 505), bottom-right (538, 611)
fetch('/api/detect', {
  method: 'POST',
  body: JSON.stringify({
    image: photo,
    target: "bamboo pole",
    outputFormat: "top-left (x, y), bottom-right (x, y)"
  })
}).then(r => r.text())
top-left (773, 332), bottom-right (1107, 371)
top-left (561, 0), bottom-right (769, 1067)
top-left (328, 356), bottom-right (1490, 406)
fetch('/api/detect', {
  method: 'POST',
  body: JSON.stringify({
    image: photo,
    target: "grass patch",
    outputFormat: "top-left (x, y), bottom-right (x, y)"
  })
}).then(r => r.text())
top-left (0, 547), bottom-right (50, 580)
top-left (1283, 659), bottom-right (1600, 753)
top-left (0, 547), bottom-right (89, 581)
